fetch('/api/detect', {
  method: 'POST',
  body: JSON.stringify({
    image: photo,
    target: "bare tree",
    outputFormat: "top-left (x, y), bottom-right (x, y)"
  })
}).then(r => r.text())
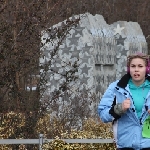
top-left (0, 0), bottom-right (80, 146)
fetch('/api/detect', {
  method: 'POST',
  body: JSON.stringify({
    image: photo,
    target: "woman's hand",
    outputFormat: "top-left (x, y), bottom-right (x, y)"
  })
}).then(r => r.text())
top-left (122, 98), bottom-right (130, 111)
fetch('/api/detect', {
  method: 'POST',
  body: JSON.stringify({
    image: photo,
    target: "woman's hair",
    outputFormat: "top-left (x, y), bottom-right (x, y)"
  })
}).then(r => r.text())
top-left (127, 53), bottom-right (149, 67)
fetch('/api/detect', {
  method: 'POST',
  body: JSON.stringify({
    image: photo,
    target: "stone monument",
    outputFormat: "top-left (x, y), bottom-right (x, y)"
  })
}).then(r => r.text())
top-left (40, 13), bottom-right (148, 117)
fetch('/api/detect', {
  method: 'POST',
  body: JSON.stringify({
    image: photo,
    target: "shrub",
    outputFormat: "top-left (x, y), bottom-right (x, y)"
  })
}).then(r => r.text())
top-left (42, 117), bottom-right (116, 150)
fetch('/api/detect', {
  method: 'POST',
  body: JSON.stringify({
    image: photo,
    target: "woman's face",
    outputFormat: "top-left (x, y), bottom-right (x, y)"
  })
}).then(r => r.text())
top-left (129, 58), bottom-right (146, 86)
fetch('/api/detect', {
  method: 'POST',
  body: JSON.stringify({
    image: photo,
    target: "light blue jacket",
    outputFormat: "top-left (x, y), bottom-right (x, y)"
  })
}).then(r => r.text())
top-left (98, 74), bottom-right (150, 149)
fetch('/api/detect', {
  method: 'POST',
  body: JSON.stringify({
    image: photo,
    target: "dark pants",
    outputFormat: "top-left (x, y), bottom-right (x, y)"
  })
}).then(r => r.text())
top-left (117, 148), bottom-right (150, 150)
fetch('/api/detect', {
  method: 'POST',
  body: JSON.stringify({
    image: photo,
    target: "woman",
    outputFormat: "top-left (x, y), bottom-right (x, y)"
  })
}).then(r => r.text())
top-left (98, 53), bottom-right (150, 150)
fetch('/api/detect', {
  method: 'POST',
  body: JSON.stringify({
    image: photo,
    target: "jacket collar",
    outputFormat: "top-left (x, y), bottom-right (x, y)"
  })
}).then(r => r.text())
top-left (117, 73), bottom-right (150, 89)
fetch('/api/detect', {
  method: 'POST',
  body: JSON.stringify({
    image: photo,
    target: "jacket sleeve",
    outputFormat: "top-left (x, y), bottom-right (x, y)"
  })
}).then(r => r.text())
top-left (98, 81), bottom-right (120, 123)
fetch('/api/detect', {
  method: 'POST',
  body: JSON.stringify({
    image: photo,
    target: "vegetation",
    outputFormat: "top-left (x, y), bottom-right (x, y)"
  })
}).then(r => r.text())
top-left (0, 112), bottom-right (115, 150)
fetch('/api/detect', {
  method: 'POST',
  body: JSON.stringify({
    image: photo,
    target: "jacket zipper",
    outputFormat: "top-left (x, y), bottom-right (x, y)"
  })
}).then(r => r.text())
top-left (140, 97), bottom-right (150, 125)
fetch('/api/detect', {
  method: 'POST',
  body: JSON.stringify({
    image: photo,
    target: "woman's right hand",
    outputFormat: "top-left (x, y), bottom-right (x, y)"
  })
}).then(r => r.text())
top-left (122, 98), bottom-right (131, 111)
